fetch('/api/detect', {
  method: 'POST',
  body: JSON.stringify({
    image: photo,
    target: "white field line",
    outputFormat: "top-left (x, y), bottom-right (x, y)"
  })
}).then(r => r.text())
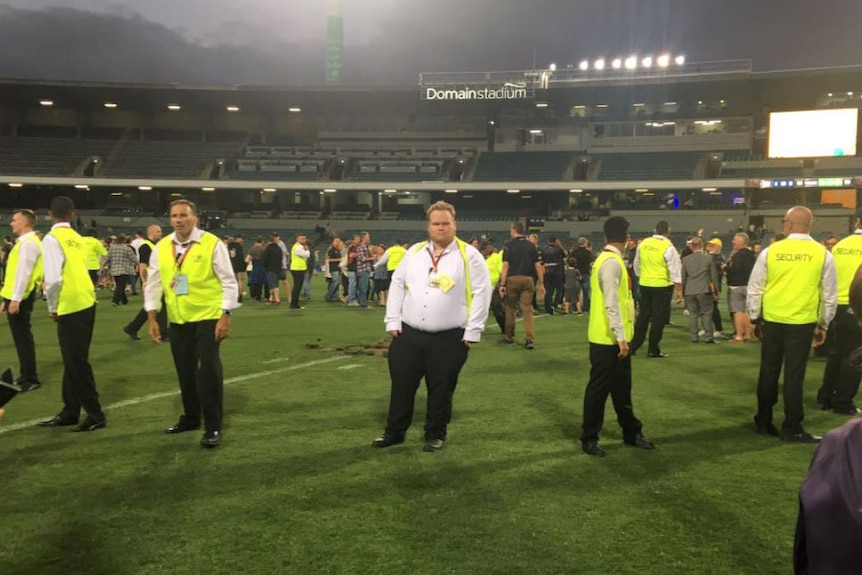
top-left (336, 364), bottom-right (363, 371)
top-left (0, 356), bottom-right (348, 435)
top-left (262, 357), bottom-right (291, 364)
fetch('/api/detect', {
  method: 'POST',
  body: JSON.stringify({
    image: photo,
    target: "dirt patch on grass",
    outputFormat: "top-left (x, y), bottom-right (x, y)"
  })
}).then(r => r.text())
top-left (304, 338), bottom-right (390, 358)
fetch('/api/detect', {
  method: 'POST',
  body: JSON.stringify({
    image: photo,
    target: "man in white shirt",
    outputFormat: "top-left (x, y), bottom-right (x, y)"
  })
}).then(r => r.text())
top-left (747, 206), bottom-right (837, 443)
top-left (372, 201), bottom-right (492, 452)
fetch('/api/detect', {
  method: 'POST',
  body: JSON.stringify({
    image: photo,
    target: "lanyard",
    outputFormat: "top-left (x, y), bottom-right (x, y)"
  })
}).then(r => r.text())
top-left (171, 241), bottom-right (195, 271)
top-left (429, 249), bottom-right (448, 274)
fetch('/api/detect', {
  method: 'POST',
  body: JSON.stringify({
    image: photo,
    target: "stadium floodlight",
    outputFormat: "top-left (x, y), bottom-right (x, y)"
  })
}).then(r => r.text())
top-left (569, 189), bottom-right (583, 193)
top-left (595, 104), bottom-right (609, 108)
top-left (611, 58), bottom-right (622, 70)
top-left (675, 55), bottom-right (685, 66)
top-left (8, 183), bottom-right (23, 188)
top-left (289, 107), bottom-right (302, 113)
top-left (104, 102), bottom-right (117, 109)
top-left (594, 59), bottom-right (605, 70)
top-left (201, 187), bottom-right (215, 192)
top-left (548, 63), bottom-right (557, 71)
top-left (641, 56), bottom-right (653, 68)
top-left (444, 189), bottom-right (458, 194)
top-left (657, 54), bottom-right (670, 68)
top-left (848, 92), bottom-right (854, 96)
top-left (262, 188), bottom-right (277, 192)
top-left (507, 189), bottom-right (520, 194)
top-left (624, 56), bottom-right (637, 70)
top-left (633, 102), bottom-right (646, 107)
top-left (39, 100), bottom-right (53, 107)
top-left (323, 188), bottom-right (337, 193)
top-left (702, 187), bottom-right (717, 192)
top-left (578, 60), bottom-right (589, 71)
top-left (535, 102), bottom-right (549, 108)
top-left (635, 188), bottom-right (649, 193)
top-left (74, 184), bottom-right (89, 190)
top-left (226, 106), bottom-right (240, 112)
top-left (138, 186), bottom-right (152, 191)
top-left (664, 101), bottom-right (677, 106)
top-left (167, 104), bottom-right (181, 111)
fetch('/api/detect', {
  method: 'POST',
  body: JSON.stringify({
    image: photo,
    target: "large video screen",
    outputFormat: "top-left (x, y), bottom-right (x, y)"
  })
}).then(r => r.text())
top-left (768, 108), bottom-right (858, 158)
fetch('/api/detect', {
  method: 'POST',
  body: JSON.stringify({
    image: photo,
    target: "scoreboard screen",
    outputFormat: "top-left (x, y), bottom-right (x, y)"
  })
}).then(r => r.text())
top-left (768, 108), bottom-right (858, 158)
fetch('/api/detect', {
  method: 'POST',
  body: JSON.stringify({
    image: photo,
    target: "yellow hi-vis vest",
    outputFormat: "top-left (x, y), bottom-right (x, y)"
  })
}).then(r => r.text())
top-left (386, 245), bottom-right (407, 272)
top-left (409, 238), bottom-right (473, 315)
top-left (157, 232), bottom-right (223, 324)
top-left (763, 238), bottom-right (826, 324)
top-left (588, 250), bottom-right (634, 344)
top-left (84, 236), bottom-right (106, 271)
top-left (49, 227), bottom-right (96, 316)
top-left (486, 251), bottom-right (503, 287)
top-left (289, 242), bottom-right (308, 271)
top-left (637, 236), bottom-right (673, 287)
top-left (831, 233), bottom-right (862, 305)
top-left (0, 234), bottom-right (43, 300)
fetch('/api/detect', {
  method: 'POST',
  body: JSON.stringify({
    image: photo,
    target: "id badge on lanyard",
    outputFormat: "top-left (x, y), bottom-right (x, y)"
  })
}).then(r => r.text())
top-left (171, 243), bottom-right (193, 296)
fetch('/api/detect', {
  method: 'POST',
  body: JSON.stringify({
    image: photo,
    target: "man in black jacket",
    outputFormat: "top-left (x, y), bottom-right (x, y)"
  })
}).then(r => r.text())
top-left (541, 236), bottom-right (566, 314)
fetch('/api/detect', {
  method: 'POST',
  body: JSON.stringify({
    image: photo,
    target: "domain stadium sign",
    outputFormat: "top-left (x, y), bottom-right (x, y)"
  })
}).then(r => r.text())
top-left (423, 85), bottom-right (530, 101)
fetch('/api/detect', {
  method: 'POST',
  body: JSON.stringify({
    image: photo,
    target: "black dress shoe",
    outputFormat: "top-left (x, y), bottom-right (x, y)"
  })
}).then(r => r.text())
top-left (624, 434), bottom-right (655, 449)
top-left (122, 326), bottom-right (140, 341)
top-left (647, 352), bottom-right (669, 358)
top-left (37, 415), bottom-right (79, 427)
top-left (165, 418), bottom-right (201, 434)
top-left (817, 401), bottom-right (832, 411)
top-left (71, 418), bottom-right (106, 432)
top-left (755, 422), bottom-right (779, 437)
top-left (200, 430), bottom-right (221, 448)
top-left (17, 380), bottom-right (41, 393)
top-left (832, 406), bottom-right (862, 416)
top-left (423, 438), bottom-right (445, 452)
top-left (582, 441), bottom-right (607, 457)
top-left (779, 430), bottom-right (822, 443)
top-left (371, 433), bottom-right (405, 448)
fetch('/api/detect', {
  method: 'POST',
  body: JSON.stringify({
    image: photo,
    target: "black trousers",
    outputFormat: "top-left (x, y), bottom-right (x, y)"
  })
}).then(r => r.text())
top-left (818, 306), bottom-right (862, 410)
top-left (125, 300), bottom-right (168, 338)
top-left (290, 270), bottom-right (304, 307)
top-left (544, 268), bottom-right (564, 313)
top-left (631, 285), bottom-right (673, 355)
top-left (57, 305), bottom-right (104, 422)
top-left (581, 343), bottom-right (643, 443)
top-left (756, 321), bottom-right (816, 433)
top-left (112, 274), bottom-right (129, 305)
top-left (490, 289), bottom-right (506, 333)
top-left (169, 320), bottom-right (224, 433)
top-left (385, 325), bottom-right (469, 440)
top-left (5, 292), bottom-right (39, 384)
top-left (711, 299), bottom-right (724, 333)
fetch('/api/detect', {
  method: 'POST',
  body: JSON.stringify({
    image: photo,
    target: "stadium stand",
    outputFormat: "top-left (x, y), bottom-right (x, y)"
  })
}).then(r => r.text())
top-left (0, 137), bottom-right (115, 176)
top-left (104, 140), bottom-right (243, 179)
top-left (813, 157), bottom-right (862, 177)
top-left (719, 158), bottom-right (804, 178)
top-left (596, 152), bottom-right (702, 180)
top-left (472, 152), bottom-right (574, 181)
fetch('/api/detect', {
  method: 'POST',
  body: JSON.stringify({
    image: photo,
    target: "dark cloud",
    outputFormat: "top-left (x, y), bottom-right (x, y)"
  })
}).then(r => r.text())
top-left (0, 1), bottom-right (861, 85)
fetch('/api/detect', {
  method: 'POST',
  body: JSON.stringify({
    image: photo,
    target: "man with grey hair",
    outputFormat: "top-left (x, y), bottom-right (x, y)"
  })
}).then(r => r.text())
top-left (569, 236), bottom-right (594, 313)
top-left (681, 237), bottom-right (719, 343)
top-left (725, 232), bottom-right (757, 343)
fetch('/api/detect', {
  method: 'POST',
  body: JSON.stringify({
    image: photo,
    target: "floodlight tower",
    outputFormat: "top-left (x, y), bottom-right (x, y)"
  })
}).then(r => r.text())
top-left (325, 0), bottom-right (343, 85)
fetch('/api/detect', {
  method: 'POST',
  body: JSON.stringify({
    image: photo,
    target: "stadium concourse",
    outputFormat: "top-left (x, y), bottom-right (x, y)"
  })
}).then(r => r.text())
top-left (1, 59), bottom-right (862, 574)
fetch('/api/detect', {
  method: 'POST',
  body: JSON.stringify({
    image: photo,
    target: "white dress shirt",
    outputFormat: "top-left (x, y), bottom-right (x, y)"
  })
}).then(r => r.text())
top-left (633, 234), bottom-right (682, 284)
top-left (7, 231), bottom-right (42, 301)
top-left (144, 227), bottom-right (240, 313)
top-left (385, 239), bottom-right (492, 342)
top-left (42, 222), bottom-right (75, 314)
top-left (746, 233), bottom-right (837, 328)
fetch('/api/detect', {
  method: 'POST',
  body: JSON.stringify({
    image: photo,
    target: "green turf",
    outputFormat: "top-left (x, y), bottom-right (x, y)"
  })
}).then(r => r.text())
top-left (0, 280), bottom-right (840, 574)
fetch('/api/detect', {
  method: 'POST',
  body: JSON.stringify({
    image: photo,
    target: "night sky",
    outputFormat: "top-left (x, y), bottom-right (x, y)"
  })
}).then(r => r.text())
top-left (0, 0), bottom-right (859, 85)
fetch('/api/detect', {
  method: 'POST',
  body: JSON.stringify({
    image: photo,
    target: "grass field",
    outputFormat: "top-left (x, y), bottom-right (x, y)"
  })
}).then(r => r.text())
top-left (0, 278), bottom-right (841, 575)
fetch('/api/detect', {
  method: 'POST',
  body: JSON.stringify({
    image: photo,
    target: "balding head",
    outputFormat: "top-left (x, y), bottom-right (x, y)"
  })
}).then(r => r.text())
top-left (146, 224), bottom-right (162, 242)
top-left (784, 206), bottom-right (813, 234)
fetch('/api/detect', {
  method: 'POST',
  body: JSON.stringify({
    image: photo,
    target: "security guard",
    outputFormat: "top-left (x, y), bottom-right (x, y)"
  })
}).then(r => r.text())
top-left (747, 206), bottom-right (837, 443)
top-left (817, 210), bottom-right (862, 415)
top-left (123, 224), bottom-right (167, 340)
top-left (145, 199), bottom-right (239, 448)
top-left (481, 240), bottom-right (505, 333)
top-left (581, 216), bottom-right (654, 457)
top-left (82, 229), bottom-right (106, 293)
top-left (631, 220), bottom-right (682, 358)
top-left (38, 196), bottom-right (106, 432)
top-left (0, 209), bottom-right (43, 392)
top-left (373, 240), bottom-right (407, 307)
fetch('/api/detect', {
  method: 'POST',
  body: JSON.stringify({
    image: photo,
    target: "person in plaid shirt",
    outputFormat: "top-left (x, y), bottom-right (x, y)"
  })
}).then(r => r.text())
top-left (354, 232), bottom-right (374, 308)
